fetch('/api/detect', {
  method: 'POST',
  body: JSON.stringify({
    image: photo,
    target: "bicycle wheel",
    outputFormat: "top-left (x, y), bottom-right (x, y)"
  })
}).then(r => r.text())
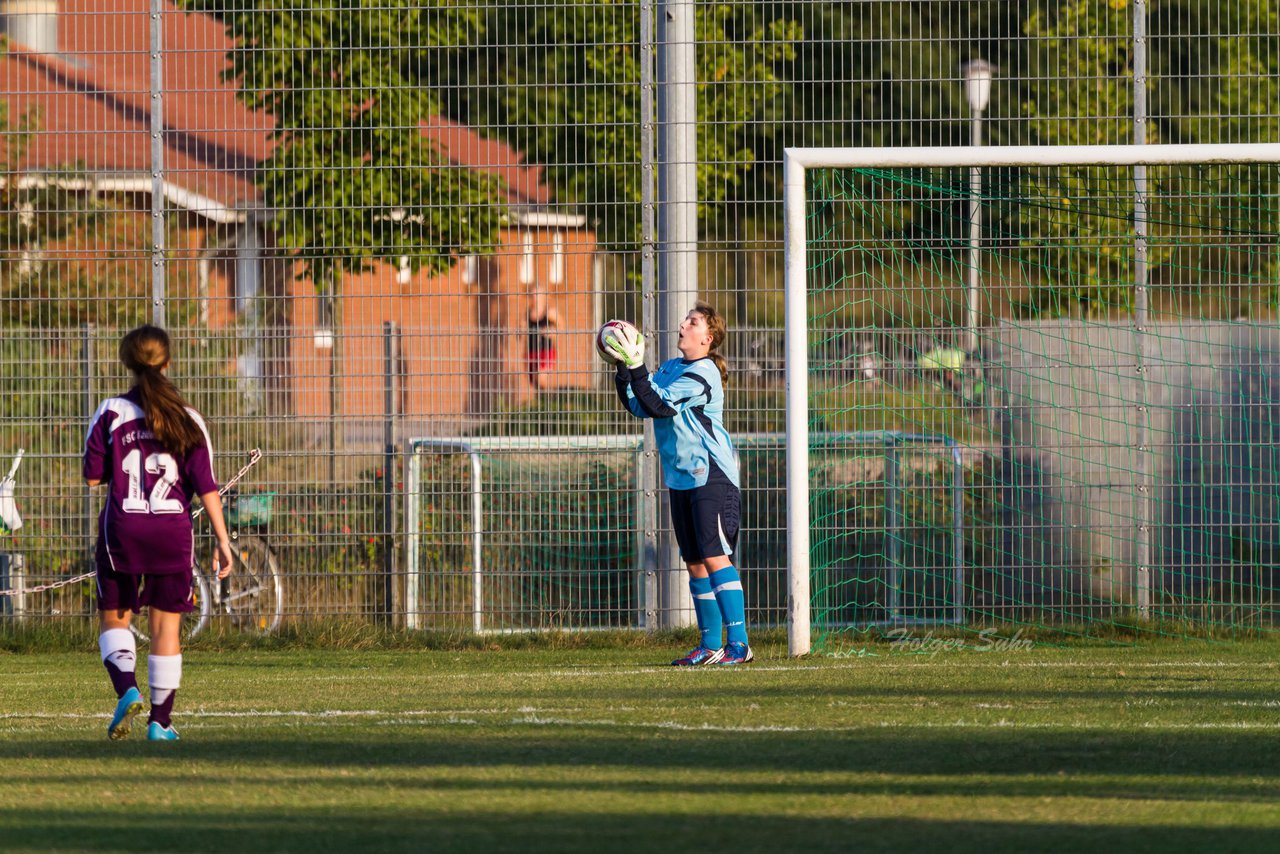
top-left (187, 569), bottom-right (212, 639)
top-left (221, 535), bottom-right (283, 634)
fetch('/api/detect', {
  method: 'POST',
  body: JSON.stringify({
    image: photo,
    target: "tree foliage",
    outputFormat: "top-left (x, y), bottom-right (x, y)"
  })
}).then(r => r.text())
top-left (442, 0), bottom-right (799, 251)
top-left (1153, 1), bottom-right (1280, 302)
top-left (173, 0), bottom-right (1280, 316)
top-left (1015, 0), bottom-right (1280, 314)
top-left (177, 0), bottom-right (508, 286)
top-left (1014, 0), bottom-right (1153, 314)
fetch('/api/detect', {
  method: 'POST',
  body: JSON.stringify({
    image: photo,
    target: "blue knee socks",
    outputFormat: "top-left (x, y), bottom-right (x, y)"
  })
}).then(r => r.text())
top-left (709, 565), bottom-right (749, 646)
top-left (689, 575), bottom-right (722, 650)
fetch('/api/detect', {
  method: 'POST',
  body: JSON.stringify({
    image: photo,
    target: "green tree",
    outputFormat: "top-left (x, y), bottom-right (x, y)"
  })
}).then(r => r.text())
top-left (1019, 0), bottom-right (1280, 315)
top-left (767, 3), bottom-right (1031, 327)
top-left (442, 1), bottom-right (800, 252)
top-left (177, 0), bottom-right (508, 286)
top-left (1149, 0), bottom-right (1280, 301)
top-left (776, 1), bottom-right (1026, 151)
top-left (1015, 0), bottom-right (1160, 315)
top-left (1150, 0), bottom-right (1280, 146)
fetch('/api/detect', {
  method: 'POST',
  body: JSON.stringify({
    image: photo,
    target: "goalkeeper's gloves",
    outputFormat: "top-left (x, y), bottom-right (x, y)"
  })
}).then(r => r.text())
top-left (606, 330), bottom-right (645, 369)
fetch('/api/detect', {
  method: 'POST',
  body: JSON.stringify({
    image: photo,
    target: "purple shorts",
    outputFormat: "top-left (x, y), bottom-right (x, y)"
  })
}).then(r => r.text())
top-left (96, 566), bottom-right (196, 614)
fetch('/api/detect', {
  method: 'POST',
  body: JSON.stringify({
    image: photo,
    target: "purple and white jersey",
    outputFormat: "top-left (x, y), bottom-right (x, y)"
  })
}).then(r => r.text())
top-left (83, 388), bottom-right (218, 575)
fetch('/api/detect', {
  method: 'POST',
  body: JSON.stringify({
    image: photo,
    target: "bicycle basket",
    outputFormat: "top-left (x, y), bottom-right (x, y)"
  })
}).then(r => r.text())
top-left (227, 492), bottom-right (275, 526)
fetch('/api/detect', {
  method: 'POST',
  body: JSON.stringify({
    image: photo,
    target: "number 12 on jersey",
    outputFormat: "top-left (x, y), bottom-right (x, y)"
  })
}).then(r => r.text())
top-left (121, 449), bottom-right (184, 514)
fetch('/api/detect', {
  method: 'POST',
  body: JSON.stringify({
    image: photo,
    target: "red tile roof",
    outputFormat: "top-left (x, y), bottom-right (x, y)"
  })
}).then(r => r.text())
top-left (1, 0), bottom-right (548, 211)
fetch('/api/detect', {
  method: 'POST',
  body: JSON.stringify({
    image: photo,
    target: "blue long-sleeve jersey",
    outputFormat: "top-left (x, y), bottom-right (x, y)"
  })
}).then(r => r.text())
top-left (616, 358), bottom-right (740, 490)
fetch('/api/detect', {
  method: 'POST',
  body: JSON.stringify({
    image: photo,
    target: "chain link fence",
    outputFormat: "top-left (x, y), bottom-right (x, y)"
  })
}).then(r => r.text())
top-left (2, 0), bottom-right (1278, 632)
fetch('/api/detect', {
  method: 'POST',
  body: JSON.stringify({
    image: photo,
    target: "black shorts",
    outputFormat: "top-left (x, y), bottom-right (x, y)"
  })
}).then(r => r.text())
top-left (669, 481), bottom-right (740, 563)
top-left (96, 566), bottom-right (196, 614)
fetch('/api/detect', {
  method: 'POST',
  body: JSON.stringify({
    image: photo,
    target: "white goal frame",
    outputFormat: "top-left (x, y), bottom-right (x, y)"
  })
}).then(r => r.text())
top-left (404, 435), bottom-right (647, 633)
top-left (783, 143), bottom-right (1280, 657)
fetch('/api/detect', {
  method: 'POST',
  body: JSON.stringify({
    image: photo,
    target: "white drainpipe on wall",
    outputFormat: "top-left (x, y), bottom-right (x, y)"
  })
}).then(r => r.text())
top-left (235, 221), bottom-right (263, 411)
top-left (0, 0), bottom-right (58, 54)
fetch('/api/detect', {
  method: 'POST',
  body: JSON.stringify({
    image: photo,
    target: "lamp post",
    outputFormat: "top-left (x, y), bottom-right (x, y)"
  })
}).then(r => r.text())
top-left (962, 59), bottom-right (993, 355)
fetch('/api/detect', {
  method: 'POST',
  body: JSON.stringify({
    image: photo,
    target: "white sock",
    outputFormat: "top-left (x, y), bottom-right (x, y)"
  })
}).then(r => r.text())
top-left (99, 628), bottom-right (136, 673)
top-left (148, 654), bottom-right (182, 705)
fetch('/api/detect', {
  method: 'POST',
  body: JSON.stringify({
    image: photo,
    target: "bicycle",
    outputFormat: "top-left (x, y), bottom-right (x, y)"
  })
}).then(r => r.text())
top-left (213, 488), bottom-right (284, 636)
top-left (133, 450), bottom-right (284, 641)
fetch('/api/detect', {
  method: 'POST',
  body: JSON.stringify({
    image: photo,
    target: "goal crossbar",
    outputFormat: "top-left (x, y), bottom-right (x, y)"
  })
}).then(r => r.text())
top-left (782, 143), bottom-right (1280, 657)
top-left (784, 143), bottom-right (1280, 171)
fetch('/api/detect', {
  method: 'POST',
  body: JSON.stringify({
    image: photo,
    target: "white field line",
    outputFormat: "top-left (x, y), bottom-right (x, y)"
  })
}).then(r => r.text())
top-left (180, 722), bottom-right (1280, 737)
top-left (474, 718), bottom-right (1280, 732)
top-left (184, 659), bottom-right (1280, 683)
top-left (0, 659), bottom-right (1273, 686)
top-left (494, 660), bottom-right (1279, 678)
top-left (0, 706), bottom-right (587, 721)
top-left (4, 709), bottom-right (1278, 732)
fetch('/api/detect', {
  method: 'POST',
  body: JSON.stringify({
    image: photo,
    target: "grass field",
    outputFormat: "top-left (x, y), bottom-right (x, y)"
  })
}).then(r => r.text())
top-left (3, 636), bottom-right (1280, 853)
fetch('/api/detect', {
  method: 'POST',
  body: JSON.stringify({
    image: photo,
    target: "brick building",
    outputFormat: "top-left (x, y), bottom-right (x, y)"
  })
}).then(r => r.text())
top-left (1, 0), bottom-right (600, 431)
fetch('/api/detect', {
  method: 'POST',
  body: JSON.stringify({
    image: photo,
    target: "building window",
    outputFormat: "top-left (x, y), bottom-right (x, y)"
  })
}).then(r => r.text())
top-left (519, 232), bottom-right (534, 285)
top-left (550, 233), bottom-right (564, 284)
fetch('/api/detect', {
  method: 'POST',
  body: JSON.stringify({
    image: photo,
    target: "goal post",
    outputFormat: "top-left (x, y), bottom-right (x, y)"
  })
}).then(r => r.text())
top-left (785, 143), bottom-right (1280, 657)
top-left (403, 435), bottom-right (648, 633)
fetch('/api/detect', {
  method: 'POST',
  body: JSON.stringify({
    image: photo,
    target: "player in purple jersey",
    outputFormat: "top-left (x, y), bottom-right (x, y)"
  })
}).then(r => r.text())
top-left (83, 325), bottom-right (234, 742)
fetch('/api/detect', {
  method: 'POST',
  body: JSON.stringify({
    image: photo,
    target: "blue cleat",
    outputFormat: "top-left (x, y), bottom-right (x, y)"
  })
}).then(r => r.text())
top-left (107, 687), bottom-right (144, 741)
top-left (718, 642), bottom-right (754, 665)
top-left (147, 721), bottom-right (180, 741)
top-left (671, 645), bottom-right (725, 666)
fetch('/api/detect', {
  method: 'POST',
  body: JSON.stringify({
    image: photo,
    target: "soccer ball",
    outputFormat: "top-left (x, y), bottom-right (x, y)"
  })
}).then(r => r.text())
top-left (596, 319), bottom-right (639, 365)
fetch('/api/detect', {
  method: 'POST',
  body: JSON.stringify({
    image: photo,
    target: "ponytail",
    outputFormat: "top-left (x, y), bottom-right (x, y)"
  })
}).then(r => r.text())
top-left (119, 325), bottom-right (203, 456)
top-left (708, 351), bottom-right (729, 386)
top-left (694, 301), bottom-right (729, 385)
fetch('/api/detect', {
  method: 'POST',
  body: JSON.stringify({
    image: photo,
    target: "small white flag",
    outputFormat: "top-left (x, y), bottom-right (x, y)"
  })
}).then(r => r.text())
top-left (1, 450), bottom-right (24, 535)
top-left (0, 480), bottom-right (21, 535)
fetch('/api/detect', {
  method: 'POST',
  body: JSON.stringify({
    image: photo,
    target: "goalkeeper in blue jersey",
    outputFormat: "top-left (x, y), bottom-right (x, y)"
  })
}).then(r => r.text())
top-left (607, 302), bottom-right (752, 665)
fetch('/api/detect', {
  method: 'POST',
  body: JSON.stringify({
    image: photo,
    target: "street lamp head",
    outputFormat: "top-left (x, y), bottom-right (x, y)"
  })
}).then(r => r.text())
top-left (962, 59), bottom-right (995, 112)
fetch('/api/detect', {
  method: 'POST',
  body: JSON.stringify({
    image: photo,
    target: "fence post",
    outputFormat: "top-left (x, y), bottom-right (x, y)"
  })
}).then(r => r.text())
top-left (82, 323), bottom-right (94, 568)
top-left (403, 439), bottom-right (420, 631)
top-left (655, 0), bottom-right (698, 629)
top-left (951, 443), bottom-right (966, 625)
top-left (639, 0), bottom-right (660, 629)
top-left (383, 321), bottom-right (397, 624)
top-left (149, 0), bottom-right (166, 326)
top-left (327, 287), bottom-right (340, 484)
top-left (1132, 0), bottom-right (1153, 620)
top-left (884, 439), bottom-right (901, 620)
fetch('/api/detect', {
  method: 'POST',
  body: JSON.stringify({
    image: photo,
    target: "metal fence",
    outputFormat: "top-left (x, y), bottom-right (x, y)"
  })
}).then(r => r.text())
top-left (2, 1), bottom-right (1278, 632)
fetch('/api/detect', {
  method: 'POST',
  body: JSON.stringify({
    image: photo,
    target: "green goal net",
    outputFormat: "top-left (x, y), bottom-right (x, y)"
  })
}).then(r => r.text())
top-left (787, 145), bottom-right (1280, 654)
